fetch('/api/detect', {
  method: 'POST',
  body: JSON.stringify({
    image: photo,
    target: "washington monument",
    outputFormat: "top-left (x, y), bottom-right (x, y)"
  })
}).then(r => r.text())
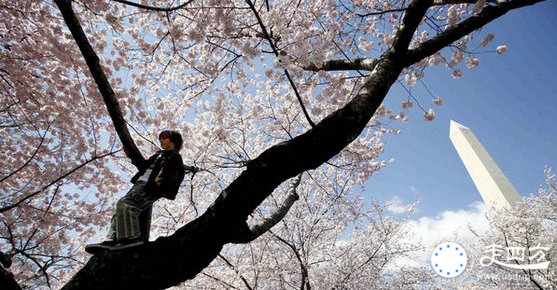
top-left (449, 120), bottom-right (522, 210)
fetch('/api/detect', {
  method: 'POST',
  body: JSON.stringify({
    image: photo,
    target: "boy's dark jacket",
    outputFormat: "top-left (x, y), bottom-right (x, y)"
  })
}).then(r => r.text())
top-left (130, 149), bottom-right (185, 200)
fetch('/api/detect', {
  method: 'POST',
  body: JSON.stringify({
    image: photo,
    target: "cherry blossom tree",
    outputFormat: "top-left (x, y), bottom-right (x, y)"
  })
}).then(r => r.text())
top-left (431, 168), bottom-right (557, 290)
top-left (176, 173), bottom-right (424, 290)
top-left (0, 0), bottom-right (547, 289)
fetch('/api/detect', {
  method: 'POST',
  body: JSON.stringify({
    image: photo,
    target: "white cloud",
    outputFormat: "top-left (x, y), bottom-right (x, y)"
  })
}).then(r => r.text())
top-left (386, 195), bottom-right (415, 214)
top-left (407, 201), bottom-right (490, 247)
top-left (389, 201), bottom-right (491, 269)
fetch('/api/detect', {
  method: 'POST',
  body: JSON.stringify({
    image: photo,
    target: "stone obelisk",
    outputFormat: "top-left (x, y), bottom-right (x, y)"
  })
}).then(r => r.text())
top-left (449, 120), bottom-right (522, 210)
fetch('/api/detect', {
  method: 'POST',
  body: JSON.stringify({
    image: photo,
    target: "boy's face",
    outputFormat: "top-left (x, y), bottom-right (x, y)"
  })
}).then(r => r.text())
top-left (159, 137), bottom-right (175, 151)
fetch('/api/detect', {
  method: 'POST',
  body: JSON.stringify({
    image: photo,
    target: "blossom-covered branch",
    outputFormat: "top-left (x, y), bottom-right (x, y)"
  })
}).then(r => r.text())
top-left (54, 0), bottom-right (145, 167)
top-left (404, 0), bottom-right (545, 67)
top-left (244, 0), bottom-right (316, 128)
top-left (111, 0), bottom-right (193, 12)
top-left (230, 173), bottom-right (302, 244)
top-left (0, 150), bottom-right (118, 213)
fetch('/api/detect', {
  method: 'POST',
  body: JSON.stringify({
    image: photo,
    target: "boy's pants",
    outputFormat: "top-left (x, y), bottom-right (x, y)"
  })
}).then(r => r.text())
top-left (106, 181), bottom-right (158, 242)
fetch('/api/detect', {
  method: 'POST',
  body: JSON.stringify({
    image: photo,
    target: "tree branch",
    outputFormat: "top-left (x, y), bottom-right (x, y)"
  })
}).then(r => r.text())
top-left (244, 0), bottom-right (316, 128)
top-left (432, 0), bottom-right (497, 5)
top-left (0, 151), bottom-right (118, 213)
top-left (0, 251), bottom-right (12, 269)
top-left (0, 265), bottom-right (22, 290)
top-left (357, 8), bottom-right (408, 17)
top-left (230, 174), bottom-right (302, 244)
top-left (357, 0), bottom-right (498, 18)
top-left (404, 0), bottom-right (545, 67)
top-left (59, 22), bottom-right (406, 290)
top-left (271, 232), bottom-right (311, 290)
top-left (217, 254), bottom-right (254, 290)
top-left (306, 0), bottom-right (433, 73)
top-left (0, 122), bottom-right (50, 183)
top-left (392, 0), bottom-right (435, 56)
top-left (304, 58), bottom-right (379, 72)
top-left (54, 0), bottom-right (145, 167)
top-left (110, 0), bottom-right (193, 12)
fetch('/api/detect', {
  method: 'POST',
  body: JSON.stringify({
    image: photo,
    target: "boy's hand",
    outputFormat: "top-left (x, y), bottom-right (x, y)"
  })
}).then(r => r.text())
top-left (155, 168), bottom-right (164, 186)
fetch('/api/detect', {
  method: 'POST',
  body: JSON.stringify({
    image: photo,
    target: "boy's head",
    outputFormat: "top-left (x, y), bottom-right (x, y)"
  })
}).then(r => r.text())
top-left (159, 130), bottom-right (183, 151)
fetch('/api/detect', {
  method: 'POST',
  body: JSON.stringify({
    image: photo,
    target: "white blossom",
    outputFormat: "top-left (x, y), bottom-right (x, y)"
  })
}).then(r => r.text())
top-left (496, 45), bottom-right (508, 55)
top-left (424, 108), bottom-right (435, 121)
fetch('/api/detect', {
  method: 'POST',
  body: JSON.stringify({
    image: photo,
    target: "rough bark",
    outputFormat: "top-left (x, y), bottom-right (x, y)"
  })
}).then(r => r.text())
top-left (46, 0), bottom-right (546, 289)
top-left (304, 58), bottom-right (379, 72)
top-left (0, 266), bottom-right (21, 290)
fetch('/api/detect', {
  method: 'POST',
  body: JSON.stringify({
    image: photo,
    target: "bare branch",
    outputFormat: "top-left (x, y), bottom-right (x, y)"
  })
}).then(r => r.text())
top-left (308, 0), bottom-right (433, 72)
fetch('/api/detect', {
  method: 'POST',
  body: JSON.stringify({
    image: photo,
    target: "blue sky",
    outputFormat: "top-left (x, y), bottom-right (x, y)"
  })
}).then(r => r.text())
top-left (366, 0), bottom-right (557, 218)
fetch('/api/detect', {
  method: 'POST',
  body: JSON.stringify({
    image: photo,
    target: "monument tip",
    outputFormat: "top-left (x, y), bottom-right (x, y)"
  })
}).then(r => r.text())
top-left (449, 120), bottom-right (469, 133)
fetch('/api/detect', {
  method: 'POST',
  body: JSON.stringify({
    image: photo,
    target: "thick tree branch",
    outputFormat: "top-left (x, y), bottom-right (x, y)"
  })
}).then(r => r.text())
top-left (432, 0), bottom-right (497, 5)
top-left (0, 251), bottom-right (12, 269)
top-left (404, 0), bottom-right (545, 66)
top-left (111, 0), bottom-right (193, 12)
top-left (60, 39), bottom-right (406, 290)
top-left (0, 250), bottom-right (20, 290)
top-left (357, 0), bottom-right (498, 17)
top-left (230, 173), bottom-right (302, 244)
top-left (54, 0), bottom-right (145, 167)
top-left (0, 265), bottom-right (21, 290)
top-left (392, 0), bottom-right (435, 56)
top-left (304, 58), bottom-right (379, 72)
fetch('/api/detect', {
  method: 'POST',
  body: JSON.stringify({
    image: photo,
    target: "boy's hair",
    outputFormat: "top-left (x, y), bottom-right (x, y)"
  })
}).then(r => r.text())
top-left (159, 130), bottom-right (183, 150)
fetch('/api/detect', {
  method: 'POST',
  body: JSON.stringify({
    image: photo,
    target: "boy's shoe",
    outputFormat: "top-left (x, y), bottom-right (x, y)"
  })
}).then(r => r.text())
top-left (85, 240), bottom-right (116, 254)
top-left (108, 237), bottom-right (144, 251)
